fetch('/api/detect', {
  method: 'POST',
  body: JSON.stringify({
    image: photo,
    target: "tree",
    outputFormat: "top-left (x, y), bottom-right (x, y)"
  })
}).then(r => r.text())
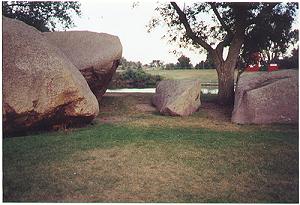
top-left (195, 61), bottom-right (204, 69)
top-left (119, 57), bottom-right (129, 70)
top-left (195, 52), bottom-right (215, 69)
top-left (149, 60), bottom-right (164, 68)
top-left (176, 55), bottom-right (193, 69)
top-left (241, 10), bottom-right (299, 64)
top-left (119, 57), bottom-right (143, 70)
top-left (165, 63), bottom-right (176, 70)
top-left (2, 1), bottom-right (81, 32)
top-left (148, 2), bottom-right (298, 105)
top-left (276, 48), bottom-right (299, 69)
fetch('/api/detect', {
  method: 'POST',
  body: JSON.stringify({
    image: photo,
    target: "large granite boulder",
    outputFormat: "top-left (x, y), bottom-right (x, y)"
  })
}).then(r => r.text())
top-left (44, 31), bottom-right (122, 98)
top-left (3, 17), bottom-right (99, 136)
top-left (232, 70), bottom-right (298, 124)
top-left (152, 80), bottom-right (201, 116)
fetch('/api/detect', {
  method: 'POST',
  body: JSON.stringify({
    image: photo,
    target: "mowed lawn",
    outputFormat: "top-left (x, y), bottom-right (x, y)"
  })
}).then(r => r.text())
top-left (3, 93), bottom-right (298, 202)
top-left (145, 69), bottom-right (238, 83)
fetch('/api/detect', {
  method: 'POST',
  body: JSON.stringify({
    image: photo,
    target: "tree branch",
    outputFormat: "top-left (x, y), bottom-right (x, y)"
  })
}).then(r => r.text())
top-left (209, 3), bottom-right (233, 36)
top-left (170, 2), bottom-right (213, 53)
top-left (222, 3), bottom-right (249, 66)
top-left (216, 41), bottom-right (225, 60)
top-left (247, 3), bottom-right (278, 26)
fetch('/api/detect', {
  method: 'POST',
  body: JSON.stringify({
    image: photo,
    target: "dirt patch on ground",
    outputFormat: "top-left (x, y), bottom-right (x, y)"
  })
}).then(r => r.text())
top-left (135, 103), bottom-right (157, 112)
top-left (200, 101), bottom-right (233, 121)
top-left (97, 93), bottom-right (297, 133)
top-left (97, 93), bottom-right (242, 131)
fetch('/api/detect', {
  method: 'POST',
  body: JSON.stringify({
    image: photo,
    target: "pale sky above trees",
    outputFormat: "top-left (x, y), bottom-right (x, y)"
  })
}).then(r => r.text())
top-left (69, 0), bottom-right (207, 65)
top-left (70, 0), bottom-right (298, 65)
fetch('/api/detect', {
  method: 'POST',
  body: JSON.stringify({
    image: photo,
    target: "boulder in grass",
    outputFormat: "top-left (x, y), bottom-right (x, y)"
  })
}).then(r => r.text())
top-left (44, 31), bottom-right (122, 98)
top-left (3, 17), bottom-right (99, 136)
top-left (232, 70), bottom-right (298, 124)
top-left (152, 80), bottom-right (201, 116)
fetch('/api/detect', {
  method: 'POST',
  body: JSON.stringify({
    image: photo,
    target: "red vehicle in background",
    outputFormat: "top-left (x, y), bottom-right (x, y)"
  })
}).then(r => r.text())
top-left (267, 64), bottom-right (280, 72)
top-left (245, 52), bottom-right (279, 72)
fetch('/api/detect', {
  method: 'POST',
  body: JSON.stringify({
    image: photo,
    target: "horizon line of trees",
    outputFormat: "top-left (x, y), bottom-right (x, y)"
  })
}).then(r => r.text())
top-left (119, 55), bottom-right (216, 70)
top-left (120, 49), bottom-right (299, 70)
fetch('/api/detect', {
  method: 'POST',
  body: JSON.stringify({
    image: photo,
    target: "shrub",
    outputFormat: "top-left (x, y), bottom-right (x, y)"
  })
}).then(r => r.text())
top-left (109, 69), bottom-right (163, 88)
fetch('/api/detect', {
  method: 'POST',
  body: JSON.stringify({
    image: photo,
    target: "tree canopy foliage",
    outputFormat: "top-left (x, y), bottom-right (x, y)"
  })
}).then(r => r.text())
top-left (119, 57), bottom-right (143, 70)
top-left (165, 55), bottom-right (193, 69)
top-left (2, 1), bottom-right (81, 32)
top-left (176, 55), bottom-right (193, 69)
top-left (148, 2), bottom-right (298, 104)
top-left (195, 52), bottom-right (215, 69)
top-left (241, 4), bottom-right (299, 63)
top-left (276, 48), bottom-right (299, 69)
top-left (148, 2), bottom-right (298, 58)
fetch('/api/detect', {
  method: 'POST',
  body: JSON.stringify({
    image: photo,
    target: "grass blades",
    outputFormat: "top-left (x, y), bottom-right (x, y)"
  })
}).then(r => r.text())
top-left (3, 123), bottom-right (298, 202)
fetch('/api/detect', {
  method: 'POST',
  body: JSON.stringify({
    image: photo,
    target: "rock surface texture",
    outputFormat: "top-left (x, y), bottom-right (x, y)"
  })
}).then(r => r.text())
top-left (44, 31), bottom-right (122, 98)
top-left (3, 17), bottom-right (99, 136)
top-left (232, 70), bottom-right (298, 124)
top-left (152, 80), bottom-right (201, 116)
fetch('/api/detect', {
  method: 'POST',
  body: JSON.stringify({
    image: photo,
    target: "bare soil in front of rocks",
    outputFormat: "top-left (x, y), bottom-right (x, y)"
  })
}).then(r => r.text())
top-left (97, 92), bottom-right (296, 133)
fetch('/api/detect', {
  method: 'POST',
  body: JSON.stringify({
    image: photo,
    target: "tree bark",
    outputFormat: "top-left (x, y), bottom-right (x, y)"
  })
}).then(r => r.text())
top-left (212, 31), bottom-right (244, 105)
top-left (216, 63), bottom-right (235, 106)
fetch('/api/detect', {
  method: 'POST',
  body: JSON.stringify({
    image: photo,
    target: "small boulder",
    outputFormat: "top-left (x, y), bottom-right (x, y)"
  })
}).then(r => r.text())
top-left (44, 31), bottom-right (122, 98)
top-left (3, 17), bottom-right (99, 136)
top-left (232, 70), bottom-right (298, 124)
top-left (152, 80), bottom-right (201, 116)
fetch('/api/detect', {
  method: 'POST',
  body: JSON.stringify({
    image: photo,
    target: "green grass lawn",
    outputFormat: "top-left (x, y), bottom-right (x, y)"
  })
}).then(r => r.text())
top-left (145, 69), bottom-right (239, 84)
top-left (3, 124), bottom-right (298, 202)
top-left (145, 69), bottom-right (218, 83)
top-left (3, 93), bottom-right (298, 202)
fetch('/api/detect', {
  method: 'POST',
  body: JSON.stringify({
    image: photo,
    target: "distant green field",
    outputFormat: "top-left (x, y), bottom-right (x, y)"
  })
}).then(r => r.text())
top-left (145, 69), bottom-right (238, 84)
top-left (146, 69), bottom-right (218, 83)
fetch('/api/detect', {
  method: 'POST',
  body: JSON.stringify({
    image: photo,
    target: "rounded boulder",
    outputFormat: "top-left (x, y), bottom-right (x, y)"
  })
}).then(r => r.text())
top-left (44, 31), bottom-right (122, 98)
top-left (152, 80), bottom-right (201, 116)
top-left (3, 17), bottom-right (99, 136)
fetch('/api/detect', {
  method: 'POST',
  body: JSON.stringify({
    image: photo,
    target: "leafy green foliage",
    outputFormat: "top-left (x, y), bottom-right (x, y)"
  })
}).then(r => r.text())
top-left (195, 52), bottom-right (215, 69)
top-left (119, 57), bottom-right (142, 70)
top-left (165, 63), bottom-right (176, 70)
top-left (160, 56), bottom-right (194, 70)
top-left (121, 69), bottom-right (148, 81)
top-left (149, 60), bottom-right (164, 68)
top-left (110, 68), bottom-right (162, 88)
top-left (176, 55), bottom-right (193, 69)
top-left (276, 48), bottom-right (299, 69)
top-left (241, 3), bottom-right (298, 63)
top-left (149, 2), bottom-right (298, 56)
top-left (2, 1), bottom-right (81, 32)
top-left (121, 68), bottom-right (162, 87)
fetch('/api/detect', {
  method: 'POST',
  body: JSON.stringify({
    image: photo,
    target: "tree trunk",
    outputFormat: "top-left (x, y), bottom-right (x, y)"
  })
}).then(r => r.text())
top-left (215, 29), bottom-right (244, 106)
top-left (216, 62), bottom-right (235, 106)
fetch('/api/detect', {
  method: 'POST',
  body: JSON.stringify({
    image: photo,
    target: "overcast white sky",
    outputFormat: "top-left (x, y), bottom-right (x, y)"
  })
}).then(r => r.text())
top-left (69, 0), bottom-right (299, 65)
top-left (69, 0), bottom-right (206, 65)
